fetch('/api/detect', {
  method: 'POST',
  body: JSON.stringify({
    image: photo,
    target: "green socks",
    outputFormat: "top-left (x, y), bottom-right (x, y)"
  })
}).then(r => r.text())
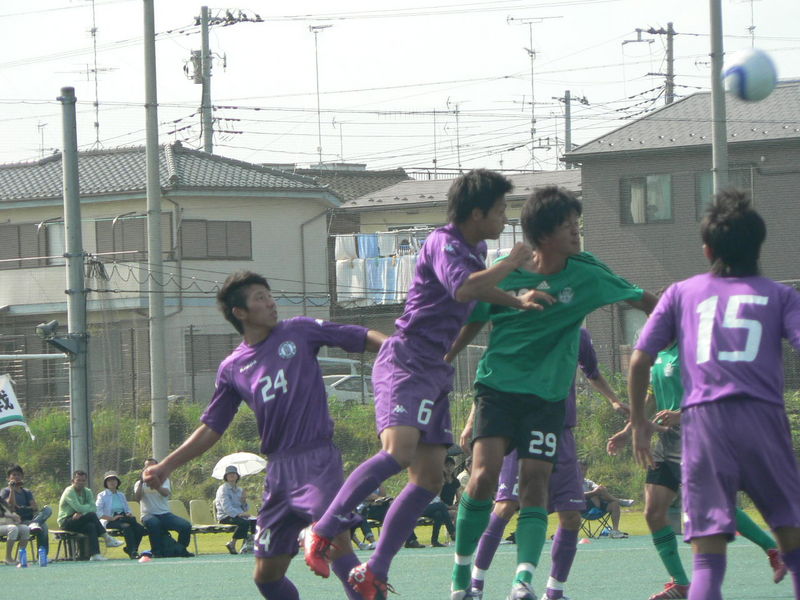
top-left (652, 525), bottom-right (690, 586)
top-left (513, 506), bottom-right (548, 585)
top-left (451, 492), bottom-right (493, 591)
top-left (735, 508), bottom-right (777, 551)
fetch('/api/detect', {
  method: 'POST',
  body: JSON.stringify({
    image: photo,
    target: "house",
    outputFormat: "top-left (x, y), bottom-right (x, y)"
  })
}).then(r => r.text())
top-left (565, 81), bottom-right (800, 373)
top-left (0, 142), bottom-right (341, 407)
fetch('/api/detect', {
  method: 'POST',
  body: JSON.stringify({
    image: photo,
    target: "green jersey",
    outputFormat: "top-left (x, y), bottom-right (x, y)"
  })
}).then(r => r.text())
top-left (650, 344), bottom-right (683, 411)
top-left (471, 252), bottom-right (643, 400)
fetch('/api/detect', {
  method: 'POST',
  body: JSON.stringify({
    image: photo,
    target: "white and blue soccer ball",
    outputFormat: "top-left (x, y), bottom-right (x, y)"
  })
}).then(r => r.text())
top-left (722, 48), bottom-right (778, 102)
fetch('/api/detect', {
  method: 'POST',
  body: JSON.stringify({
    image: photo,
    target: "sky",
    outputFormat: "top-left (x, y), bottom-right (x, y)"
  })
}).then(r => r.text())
top-left (2, 0), bottom-right (799, 174)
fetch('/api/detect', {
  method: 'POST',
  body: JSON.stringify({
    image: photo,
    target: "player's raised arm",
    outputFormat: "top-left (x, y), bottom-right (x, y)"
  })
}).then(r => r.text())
top-left (144, 424), bottom-right (222, 488)
top-left (364, 329), bottom-right (388, 353)
top-left (625, 290), bottom-right (659, 315)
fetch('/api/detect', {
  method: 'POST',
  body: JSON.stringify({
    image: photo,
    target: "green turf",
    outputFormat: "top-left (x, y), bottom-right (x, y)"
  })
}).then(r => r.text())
top-left (6, 513), bottom-right (791, 599)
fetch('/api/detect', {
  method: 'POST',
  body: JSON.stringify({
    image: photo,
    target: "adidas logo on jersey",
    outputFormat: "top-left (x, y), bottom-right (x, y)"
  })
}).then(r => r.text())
top-left (537, 281), bottom-right (551, 290)
top-left (392, 405), bottom-right (408, 414)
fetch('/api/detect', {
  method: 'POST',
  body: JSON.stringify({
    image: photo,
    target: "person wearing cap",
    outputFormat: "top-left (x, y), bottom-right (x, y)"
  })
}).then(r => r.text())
top-left (96, 471), bottom-right (147, 559)
top-left (215, 465), bottom-right (255, 554)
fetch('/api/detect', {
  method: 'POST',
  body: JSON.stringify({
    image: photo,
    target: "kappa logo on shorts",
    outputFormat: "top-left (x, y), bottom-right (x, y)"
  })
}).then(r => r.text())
top-left (392, 405), bottom-right (408, 414)
top-left (278, 341), bottom-right (297, 359)
top-left (498, 483), bottom-right (508, 491)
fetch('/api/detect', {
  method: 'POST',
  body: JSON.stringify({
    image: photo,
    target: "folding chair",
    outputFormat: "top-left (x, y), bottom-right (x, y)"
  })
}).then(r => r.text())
top-left (188, 499), bottom-right (237, 555)
top-left (579, 505), bottom-right (612, 539)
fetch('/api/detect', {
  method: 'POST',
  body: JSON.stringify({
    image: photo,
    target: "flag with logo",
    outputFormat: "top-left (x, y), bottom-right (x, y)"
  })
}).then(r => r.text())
top-left (0, 374), bottom-right (35, 440)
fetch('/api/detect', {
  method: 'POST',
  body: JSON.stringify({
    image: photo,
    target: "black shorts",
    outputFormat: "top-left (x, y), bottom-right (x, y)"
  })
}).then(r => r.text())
top-left (645, 459), bottom-right (682, 492)
top-left (472, 382), bottom-right (565, 464)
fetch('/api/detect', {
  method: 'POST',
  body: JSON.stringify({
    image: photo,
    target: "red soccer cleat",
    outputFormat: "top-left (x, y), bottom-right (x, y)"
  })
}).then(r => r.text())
top-left (768, 548), bottom-right (787, 583)
top-left (348, 562), bottom-right (395, 600)
top-left (301, 526), bottom-right (333, 578)
top-left (648, 581), bottom-right (689, 600)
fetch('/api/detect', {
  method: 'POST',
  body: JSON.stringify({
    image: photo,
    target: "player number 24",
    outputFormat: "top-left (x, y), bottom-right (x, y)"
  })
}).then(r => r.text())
top-left (259, 369), bottom-right (288, 403)
top-left (695, 294), bottom-right (768, 364)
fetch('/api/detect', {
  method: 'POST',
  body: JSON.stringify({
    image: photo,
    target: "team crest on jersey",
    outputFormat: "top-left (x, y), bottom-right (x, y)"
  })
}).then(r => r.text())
top-left (664, 362), bottom-right (674, 377)
top-left (278, 341), bottom-right (297, 359)
top-left (558, 287), bottom-right (574, 304)
top-left (537, 281), bottom-right (551, 291)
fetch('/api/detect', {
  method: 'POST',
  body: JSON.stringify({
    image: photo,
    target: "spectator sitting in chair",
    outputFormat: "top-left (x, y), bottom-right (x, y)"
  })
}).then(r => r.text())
top-left (0, 496), bottom-right (30, 565)
top-left (215, 465), bottom-right (255, 555)
top-left (1, 465), bottom-right (51, 561)
top-left (580, 460), bottom-right (633, 539)
top-left (352, 487), bottom-right (388, 551)
top-left (58, 470), bottom-right (124, 561)
top-left (96, 470), bottom-right (147, 559)
top-left (134, 458), bottom-right (193, 558)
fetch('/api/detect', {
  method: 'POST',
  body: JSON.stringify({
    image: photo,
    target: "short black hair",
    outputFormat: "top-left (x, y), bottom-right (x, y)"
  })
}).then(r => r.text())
top-left (520, 185), bottom-right (582, 247)
top-left (217, 271), bottom-right (271, 334)
top-left (7, 465), bottom-right (23, 477)
top-left (72, 470), bottom-right (87, 480)
top-left (446, 169), bottom-right (513, 224)
top-left (701, 189), bottom-right (765, 277)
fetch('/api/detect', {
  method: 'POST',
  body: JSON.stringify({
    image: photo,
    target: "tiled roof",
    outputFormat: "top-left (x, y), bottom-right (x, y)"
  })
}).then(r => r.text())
top-left (0, 142), bottom-right (335, 203)
top-left (292, 167), bottom-right (410, 202)
top-left (567, 81), bottom-right (800, 158)
top-left (339, 169), bottom-right (581, 210)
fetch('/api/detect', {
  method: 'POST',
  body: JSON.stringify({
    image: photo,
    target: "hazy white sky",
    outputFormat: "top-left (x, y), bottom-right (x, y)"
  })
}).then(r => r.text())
top-left (2, 0), bottom-right (798, 172)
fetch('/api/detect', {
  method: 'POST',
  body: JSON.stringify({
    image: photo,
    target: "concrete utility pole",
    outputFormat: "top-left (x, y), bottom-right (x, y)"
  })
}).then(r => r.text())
top-left (200, 6), bottom-right (213, 153)
top-left (144, 0), bottom-right (169, 460)
top-left (554, 91), bottom-right (587, 169)
top-left (709, 0), bottom-right (729, 192)
top-left (633, 23), bottom-right (677, 104)
top-left (58, 87), bottom-right (92, 481)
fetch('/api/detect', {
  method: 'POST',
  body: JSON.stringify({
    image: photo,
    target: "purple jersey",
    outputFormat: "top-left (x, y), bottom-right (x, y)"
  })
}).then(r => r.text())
top-left (636, 273), bottom-right (800, 408)
top-left (201, 317), bottom-right (368, 455)
top-left (393, 223), bottom-right (487, 358)
top-left (564, 328), bottom-right (601, 428)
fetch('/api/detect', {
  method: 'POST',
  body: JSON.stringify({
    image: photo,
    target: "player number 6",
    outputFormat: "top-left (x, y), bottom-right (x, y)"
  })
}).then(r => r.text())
top-left (417, 399), bottom-right (434, 425)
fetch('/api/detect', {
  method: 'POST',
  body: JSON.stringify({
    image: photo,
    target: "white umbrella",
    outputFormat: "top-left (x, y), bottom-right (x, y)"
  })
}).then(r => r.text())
top-left (212, 452), bottom-right (267, 480)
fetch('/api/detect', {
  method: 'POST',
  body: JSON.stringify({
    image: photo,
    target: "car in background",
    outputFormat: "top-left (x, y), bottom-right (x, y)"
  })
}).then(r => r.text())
top-left (323, 374), bottom-right (374, 403)
top-left (318, 357), bottom-right (364, 377)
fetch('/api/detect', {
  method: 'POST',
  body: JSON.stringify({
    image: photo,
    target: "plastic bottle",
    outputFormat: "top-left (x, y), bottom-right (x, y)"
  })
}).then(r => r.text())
top-left (18, 548), bottom-right (27, 567)
top-left (38, 546), bottom-right (47, 567)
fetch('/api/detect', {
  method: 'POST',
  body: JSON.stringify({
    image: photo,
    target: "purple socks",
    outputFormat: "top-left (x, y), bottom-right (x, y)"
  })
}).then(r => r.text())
top-left (256, 578), bottom-right (300, 600)
top-left (549, 527), bottom-right (579, 584)
top-left (782, 546), bottom-right (800, 599)
top-left (332, 553), bottom-right (363, 600)
top-left (471, 512), bottom-right (509, 590)
top-left (368, 483), bottom-right (436, 581)
top-left (315, 450), bottom-right (403, 538)
top-left (688, 553), bottom-right (725, 600)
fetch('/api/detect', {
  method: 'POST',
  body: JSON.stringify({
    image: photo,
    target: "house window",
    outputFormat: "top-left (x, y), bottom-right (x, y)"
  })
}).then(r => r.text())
top-left (0, 223), bottom-right (46, 270)
top-left (695, 168), bottom-right (752, 220)
top-left (95, 214), bottom-right (173, 261)
top-left (620, 175), bottom-right (672, 224)
top-left (180, 220), bottom-right (252, 260)
top-left (184, 332), bottom-right (240, 372)
top-left (621, 306), bottom-right (648, 347)
top-left (46, 222), bottom-right (66, 266)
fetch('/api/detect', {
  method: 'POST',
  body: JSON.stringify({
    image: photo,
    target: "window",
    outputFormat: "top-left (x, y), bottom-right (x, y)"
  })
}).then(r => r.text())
top-left (180, 220), bottom-right (252, 260)
top-left (621, 306), bottom-right (647, 347)
top-left (620, 175), bottom-right (672, 224)
top-left (95, 214), bottom-right (173, 261)
top-left (184, 332), bottom-right (240, 372)
top-left (46, 222), bottom-right (65, 266)
top-left (695, 168), bottom-right (752, 220)
top-left (0, 223), bottom-right (46, 270)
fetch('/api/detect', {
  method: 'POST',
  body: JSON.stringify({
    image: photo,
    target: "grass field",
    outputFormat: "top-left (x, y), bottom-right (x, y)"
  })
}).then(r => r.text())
top-left (6, 510), bottom-right (792, 599)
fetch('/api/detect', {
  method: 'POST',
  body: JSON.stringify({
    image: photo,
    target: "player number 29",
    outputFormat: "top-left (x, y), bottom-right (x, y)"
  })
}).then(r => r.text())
top-left (528, 430), bottom-right (557, 457)
top-left (259, 369), bottom-right (288, 403)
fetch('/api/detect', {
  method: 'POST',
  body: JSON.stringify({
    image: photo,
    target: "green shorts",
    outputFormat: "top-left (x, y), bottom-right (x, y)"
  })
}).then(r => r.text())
top-left (472, 382), bottom-right (565, 464)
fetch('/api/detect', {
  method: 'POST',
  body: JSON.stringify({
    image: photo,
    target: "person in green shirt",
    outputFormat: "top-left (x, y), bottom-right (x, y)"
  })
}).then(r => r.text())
top-left (608, 343), bottom-right (788, 600)
top-left (448, 185), bottom-right (657, 600)
top-left (58, 470), bottom-right (122, 561)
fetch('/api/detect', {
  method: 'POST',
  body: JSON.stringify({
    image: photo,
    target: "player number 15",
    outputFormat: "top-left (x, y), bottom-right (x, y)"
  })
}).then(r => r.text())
top-left (696, 294), bottom-right (768, 364)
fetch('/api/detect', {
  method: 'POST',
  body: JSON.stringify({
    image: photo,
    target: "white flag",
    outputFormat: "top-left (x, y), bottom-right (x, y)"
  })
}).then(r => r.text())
top-left (0, 374), bottom-right (35, 440)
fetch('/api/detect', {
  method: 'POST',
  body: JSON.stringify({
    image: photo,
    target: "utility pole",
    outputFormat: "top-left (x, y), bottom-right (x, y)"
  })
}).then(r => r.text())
top-left (637, 23), bottom-right (677, 105)
top-left (143, 0), bottom-right (169, 460)
top-left (57, 87), bottom-right (91, 482)
top-left (310, 25), bottom-right (332, 167)
top-left (554, 91), bottom-right (588, 170)
top-left (432, 108), bottom-right (438, 178)
top-left (709, 0), bottom-right (729, 192)
top-left (200, 6), bottom-right (213, 153)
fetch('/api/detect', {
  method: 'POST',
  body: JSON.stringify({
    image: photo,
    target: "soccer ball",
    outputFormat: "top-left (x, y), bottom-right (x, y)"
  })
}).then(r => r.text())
top-left (722, 48), bottom-right (777, 102)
